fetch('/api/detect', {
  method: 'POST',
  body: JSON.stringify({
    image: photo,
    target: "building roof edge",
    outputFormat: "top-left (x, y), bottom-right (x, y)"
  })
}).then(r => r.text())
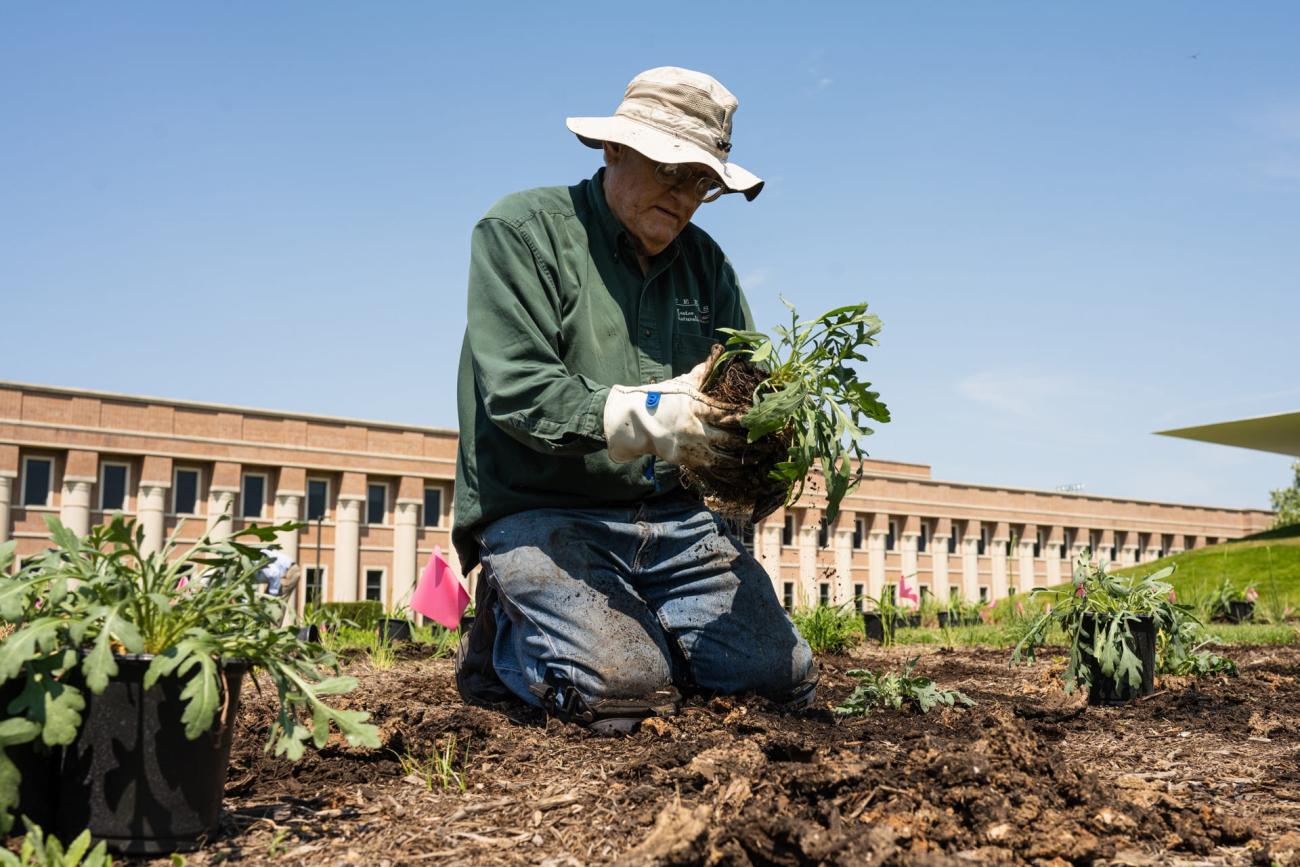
top-left (0, 379), bottom-right (459, 438)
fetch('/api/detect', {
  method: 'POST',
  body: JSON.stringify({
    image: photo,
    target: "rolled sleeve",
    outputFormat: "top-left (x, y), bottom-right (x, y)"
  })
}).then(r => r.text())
top-left (466, 217), bottom-right (609, 455)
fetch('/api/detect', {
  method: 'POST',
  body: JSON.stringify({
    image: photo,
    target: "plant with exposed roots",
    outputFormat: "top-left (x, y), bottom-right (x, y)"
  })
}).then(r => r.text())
top-left (693, 299), bottom-right (890, 524)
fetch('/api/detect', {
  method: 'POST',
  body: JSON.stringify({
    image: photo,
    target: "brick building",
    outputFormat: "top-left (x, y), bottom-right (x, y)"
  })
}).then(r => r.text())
top-left (1, 380), bottom-right (1272, 612)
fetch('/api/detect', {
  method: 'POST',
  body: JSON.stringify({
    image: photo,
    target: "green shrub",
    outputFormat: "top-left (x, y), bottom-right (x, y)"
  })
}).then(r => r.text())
top-left (792, 603), bottom-right (861, 654)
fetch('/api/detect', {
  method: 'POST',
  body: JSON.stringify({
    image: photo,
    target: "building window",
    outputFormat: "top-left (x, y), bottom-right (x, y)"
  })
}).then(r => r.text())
top-left (99, 462), bottom-right (129, 512)
top-left (364, 569), bottom-right (384, 602)
top-left (304, 568), bottom-right (325, 607)
top-left (366, 483), bottom-right (387, 525)
top-left (173, 468), bottom-right (200, 515)
top-left (241, 473), bottom-right (267, 519)
top-left (918, 522), bottom-right (928, 553)
top-left (782, 581), bottom-right (794, 611)
top-left (886, 520), bottom-right (897, 551)
top-left (21, 457), bottom-right (53, 508)
top-left (306, 478), bottom-right (330, 522)
top-left (1089, 531), bottom-right (1100, 559)
top-left (1033, 530), bottom-right (1043, 559)
top-left (423, 487), bottom-right (442, 528)
top-left (853, 518), bottom-right (865, 550)
top-left (782, 515), bottom-right (795, 546)
top-left (978, 528), bottom-right (988, 556)
top-left (738, 522), bottom-right (756, 554)
top-left (948, 529), bottom-right (957, 555)
top-left (853, 583), bottom-right (865, 611)
top-left (817, 519), bottom-right (828, 549)
top-left (950, 586), bottom-right (961, 603)
top-left (920, 585), bottom-right (931, 601)
top-left (978, 585), bottom-right (989, 602)
top-left (817, 582), bottom-right (829, 606)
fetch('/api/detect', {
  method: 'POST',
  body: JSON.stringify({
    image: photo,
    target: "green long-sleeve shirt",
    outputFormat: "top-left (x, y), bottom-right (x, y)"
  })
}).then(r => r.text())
top-left (452, 169), bottom-right (754, 568)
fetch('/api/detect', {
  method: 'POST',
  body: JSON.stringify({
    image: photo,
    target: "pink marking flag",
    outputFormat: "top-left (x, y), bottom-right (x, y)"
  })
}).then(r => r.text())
top-left (411, 546), bottom-right (470, 630)
top-left (897, 573), bottom-right (920, 607)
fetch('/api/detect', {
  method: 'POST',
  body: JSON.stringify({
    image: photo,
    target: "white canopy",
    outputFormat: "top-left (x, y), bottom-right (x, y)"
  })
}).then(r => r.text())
top-left (1156, 411), bottom-right (1300, 458)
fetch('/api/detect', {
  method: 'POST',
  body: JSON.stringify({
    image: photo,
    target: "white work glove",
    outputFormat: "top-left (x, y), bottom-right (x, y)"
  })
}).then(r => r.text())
top-left (602, 359), bottom-right (745, 467)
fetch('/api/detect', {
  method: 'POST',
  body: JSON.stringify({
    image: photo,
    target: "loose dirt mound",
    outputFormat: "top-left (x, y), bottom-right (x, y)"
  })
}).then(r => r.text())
top-left (122, 645), bottom-right (1300, 865)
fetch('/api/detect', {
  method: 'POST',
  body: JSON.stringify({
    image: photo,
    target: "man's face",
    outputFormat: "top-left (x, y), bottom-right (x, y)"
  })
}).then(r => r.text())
top-left (602, 142), bottom-right (716, 259)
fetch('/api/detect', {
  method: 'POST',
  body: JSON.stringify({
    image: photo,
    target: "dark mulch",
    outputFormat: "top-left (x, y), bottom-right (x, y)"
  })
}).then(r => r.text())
top-left (116, 644), bottom-right (1300, 866)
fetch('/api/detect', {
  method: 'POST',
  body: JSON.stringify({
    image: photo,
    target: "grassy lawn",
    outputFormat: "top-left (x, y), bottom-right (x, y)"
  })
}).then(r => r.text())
top-left (1112, 534), bottom-right (1300, 616)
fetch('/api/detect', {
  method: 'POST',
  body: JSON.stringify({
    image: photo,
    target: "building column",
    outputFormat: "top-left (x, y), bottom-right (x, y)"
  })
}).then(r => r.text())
top-left (990, 522), bottom-right (1010, 600)
top-left (1143, 534), bottom-right (1163, 564)
top-left (1046, 546), bottom-right (1063, 586)
top-left (932, 534), bottom-right (951, 603)
top-left (392, 500), bottom-right (420, 610)
top-left (833, 519), bottom-right (854, 605)
top-left (958, 520), bottom-right (979, 601)
top-left (138, 484), bottom-right (169, 555)
top-left (867, 531), bottom-right (887, 599)
top-left (58, 449), bottom-right (97, 537)
top-left (1016, 538), bottom-right (1036, 594)
top-left (1119, 530), bottom-right (1139, 567)
top-left (758, 510), bottom-right (783, 595)
top-left (797, 508), bottom-right (819, 606)
top-left (333, 495), bottom-right (362, 603)
top-left (0, 473), bottom-right (13, 547)
top-left (900, 530), bottom-right (919, 592)
top-left (1096, 529), bottom-right (1116, 569)
top-left (205, 489), bottom-right (237, 541)
top-left (272, 494), bottom-right (302, 561)
top-left (59, 481), bottom-right (93, 537)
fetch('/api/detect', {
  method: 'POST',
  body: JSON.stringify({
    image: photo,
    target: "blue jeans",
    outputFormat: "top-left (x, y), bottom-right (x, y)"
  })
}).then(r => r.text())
top-left (475, 496), bottom-right (815, 711)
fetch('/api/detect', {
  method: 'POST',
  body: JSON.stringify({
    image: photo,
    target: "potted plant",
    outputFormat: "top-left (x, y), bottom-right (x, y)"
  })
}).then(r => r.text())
top-left (1207, 578), bottom-right (1257, 623)
top-left (1011, 560), bottom-right (1229, 705)
top-left (688, 300), bottom-right (890, 523)
top-left (376, 604), bottom-right (415, 643)
top-left (0, 516), bottom-right (380, 852)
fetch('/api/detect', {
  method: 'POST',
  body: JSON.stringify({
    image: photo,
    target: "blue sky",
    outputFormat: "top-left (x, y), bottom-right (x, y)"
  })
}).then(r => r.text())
top-left (3, 3), bottom-right (1297, 510)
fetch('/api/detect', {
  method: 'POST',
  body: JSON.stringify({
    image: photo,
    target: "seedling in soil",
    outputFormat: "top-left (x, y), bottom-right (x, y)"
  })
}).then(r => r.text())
top-left (792, 603), bottom-right (862, 655)
top-left (398, 737), bottom-right (471, 792)
top-left (694, 299), bottom-right (890, 523)
top-left (834, 658), bottom-right (974, 716)
top-left (2, 818), bottom-right (112, 867)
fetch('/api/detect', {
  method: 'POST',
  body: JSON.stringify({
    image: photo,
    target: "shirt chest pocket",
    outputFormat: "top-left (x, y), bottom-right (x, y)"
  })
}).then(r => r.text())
top-left (671, 332), bottom-right (721, 377)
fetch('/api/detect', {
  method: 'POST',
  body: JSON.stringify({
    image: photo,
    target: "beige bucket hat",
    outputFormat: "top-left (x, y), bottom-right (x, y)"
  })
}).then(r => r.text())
top-left (567, 66), bottom-right (764, 201)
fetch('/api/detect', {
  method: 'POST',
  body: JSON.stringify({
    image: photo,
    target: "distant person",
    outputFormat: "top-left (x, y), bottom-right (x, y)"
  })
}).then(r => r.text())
top-left (256, 548), bottom-right (299, 598)
top-left (452, 67), bottom-right (815, 733)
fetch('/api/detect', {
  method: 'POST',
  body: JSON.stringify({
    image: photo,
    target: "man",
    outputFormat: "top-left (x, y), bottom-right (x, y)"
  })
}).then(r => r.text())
top-left (452, 67), bottom-right (815, 733)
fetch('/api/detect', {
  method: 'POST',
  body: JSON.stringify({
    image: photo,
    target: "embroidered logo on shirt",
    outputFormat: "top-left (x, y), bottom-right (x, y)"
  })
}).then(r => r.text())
top-left (675, 298), bottom-right (711, 325)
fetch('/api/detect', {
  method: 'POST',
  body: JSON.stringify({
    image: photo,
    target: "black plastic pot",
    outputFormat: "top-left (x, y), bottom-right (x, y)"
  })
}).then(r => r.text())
top-left (1080, 614), bottom-right (1155, 706)
top-left (1228, 600), bottom-right (1255, 623)
top-left (905, 614), bottom-right (922, 628)
top-left (57, 656), bottom-right (249, 854)
top-left (377, 618), bottom-right (413, 642)
top-left (0, 678), bottom-right (58, 834)
top-left (862, 613), bottom-right (886, 643)
top-left (458, 613), bottom-right (475, 632)
top-left (296, 624), bottom-right (322, 643)
top-left (937, 611), bottom-right (952, 628)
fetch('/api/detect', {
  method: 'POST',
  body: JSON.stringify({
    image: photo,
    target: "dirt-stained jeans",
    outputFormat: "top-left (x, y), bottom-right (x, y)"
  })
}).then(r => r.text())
top-left (475, 495), bottom-right (815, 711)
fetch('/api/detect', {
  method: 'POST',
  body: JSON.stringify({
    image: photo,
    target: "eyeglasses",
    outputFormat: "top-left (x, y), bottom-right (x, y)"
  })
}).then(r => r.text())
top-left (653, 162), bottom-right (727, 203)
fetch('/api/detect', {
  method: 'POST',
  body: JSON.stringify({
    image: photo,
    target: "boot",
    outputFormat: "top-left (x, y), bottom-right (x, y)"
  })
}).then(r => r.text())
top-left (454, 578), bottom-right (514, 705)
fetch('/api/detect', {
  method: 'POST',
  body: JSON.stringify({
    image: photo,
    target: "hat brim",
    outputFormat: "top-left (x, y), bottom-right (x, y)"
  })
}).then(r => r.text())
top-left (566, 115), bottom-right (764, 201)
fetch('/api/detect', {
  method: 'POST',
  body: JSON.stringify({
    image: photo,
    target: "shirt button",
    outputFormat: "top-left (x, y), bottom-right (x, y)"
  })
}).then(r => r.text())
top-left (642, 327), bottom-right (652, 337)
